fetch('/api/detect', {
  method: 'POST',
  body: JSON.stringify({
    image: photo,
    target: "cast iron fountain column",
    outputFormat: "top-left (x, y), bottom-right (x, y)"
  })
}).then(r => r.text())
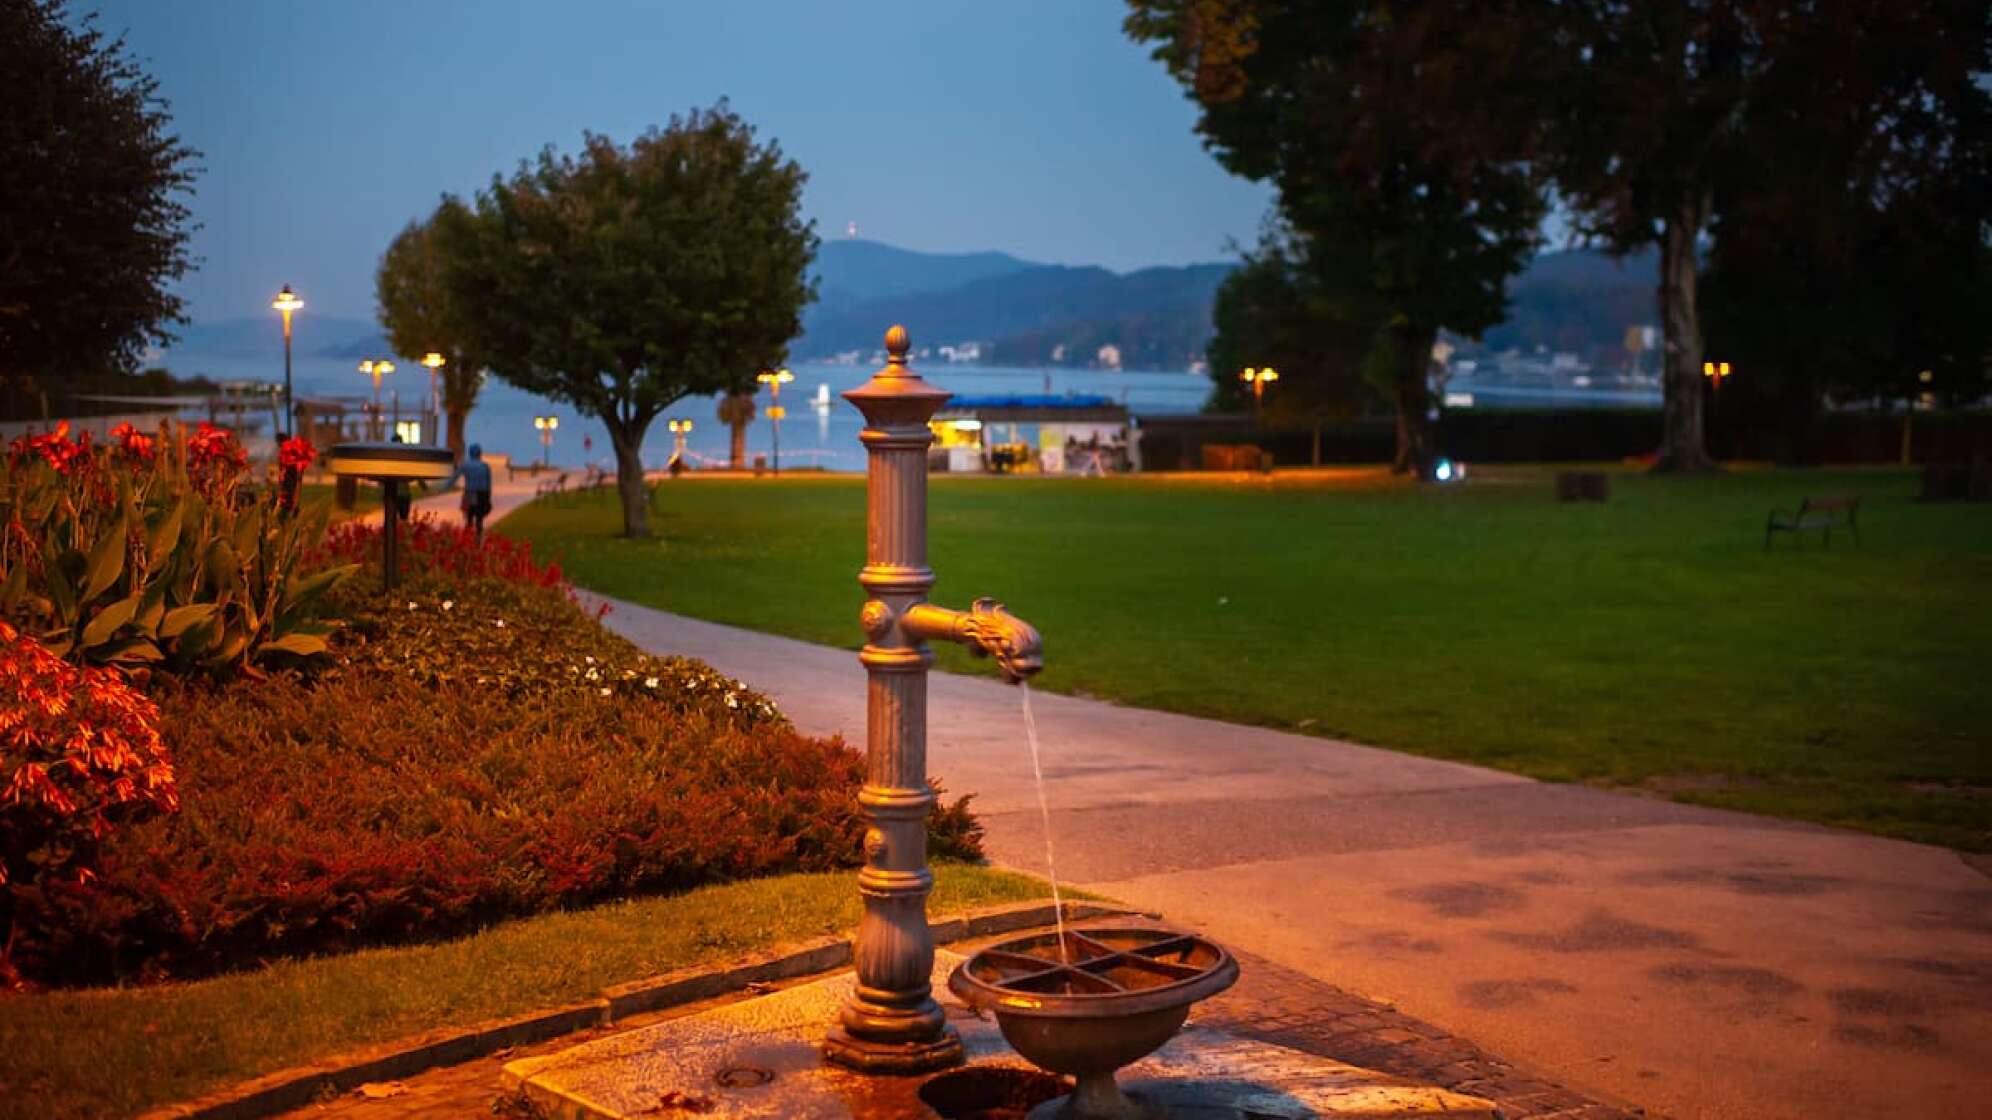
top-left (825, 326), bottom-right (1042, 1074)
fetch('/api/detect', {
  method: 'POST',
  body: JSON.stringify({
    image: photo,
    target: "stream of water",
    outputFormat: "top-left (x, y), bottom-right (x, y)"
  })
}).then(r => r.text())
top-left (1018, 681), bottom-right (1069, 962)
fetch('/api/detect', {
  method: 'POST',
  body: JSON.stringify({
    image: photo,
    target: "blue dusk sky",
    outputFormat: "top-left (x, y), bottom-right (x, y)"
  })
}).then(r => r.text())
top-left (78, 0), bottom-right (1276, 325)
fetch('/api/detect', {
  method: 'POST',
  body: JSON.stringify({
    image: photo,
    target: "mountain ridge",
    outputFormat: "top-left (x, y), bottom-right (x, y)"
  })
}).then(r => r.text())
top-left (160, 242), bottom-right (1659, 374)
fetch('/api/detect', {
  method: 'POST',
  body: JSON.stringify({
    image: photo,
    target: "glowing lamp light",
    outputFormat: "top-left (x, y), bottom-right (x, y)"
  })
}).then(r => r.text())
top-left (1433, 457), bottom-right (1463, 483)
top-left (757, 367), bottom-right (795, 386)
top-left (1702, 361), bottom-right (1732, 379)
top-left (271, 285), bottom-right (303, 314)
top-left (422, 352), bottom-right (446, 370)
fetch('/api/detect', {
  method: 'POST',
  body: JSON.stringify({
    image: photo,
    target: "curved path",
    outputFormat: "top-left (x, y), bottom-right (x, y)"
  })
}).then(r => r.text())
top-left (584, 598), bottom-right (1990, 1120)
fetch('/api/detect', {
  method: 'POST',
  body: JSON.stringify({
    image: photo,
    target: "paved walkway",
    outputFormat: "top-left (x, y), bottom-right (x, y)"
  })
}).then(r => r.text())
top-left (593, 600), bottom-right (1992, 1120)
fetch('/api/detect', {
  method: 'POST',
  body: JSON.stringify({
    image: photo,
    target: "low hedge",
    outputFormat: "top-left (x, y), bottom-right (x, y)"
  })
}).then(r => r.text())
top-left (5, 534), bottom-right (983, 987)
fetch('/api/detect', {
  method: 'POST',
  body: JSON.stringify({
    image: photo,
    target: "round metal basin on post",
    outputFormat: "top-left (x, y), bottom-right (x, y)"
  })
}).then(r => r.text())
top-left (326, 442), bottom-right (455, 592)
top-left (948, 928), bottom-right (1239, 1120)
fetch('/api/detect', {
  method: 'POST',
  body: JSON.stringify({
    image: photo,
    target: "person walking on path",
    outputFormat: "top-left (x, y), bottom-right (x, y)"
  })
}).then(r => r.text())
top-left (440, 443), bottom-right (494, 538)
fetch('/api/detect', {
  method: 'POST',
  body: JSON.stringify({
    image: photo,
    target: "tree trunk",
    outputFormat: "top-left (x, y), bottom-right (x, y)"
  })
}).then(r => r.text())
top-left (1390, 324), bottom-right (1437, 477)
top-left (729, 418), bottom-right (747, 469)
top-left (446, 408), bottom-right (467, 462)
top-left (1652, 198), bottom-right (1717, 473)
top-left (606, 420), bottom-right (652, 538)
top-left (1312, 420), bottom-right (1323, 467)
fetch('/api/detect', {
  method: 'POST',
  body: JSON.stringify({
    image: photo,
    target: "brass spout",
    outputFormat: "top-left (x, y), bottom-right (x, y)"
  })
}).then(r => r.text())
top-left (903, 597), bottom-right (1043, 683)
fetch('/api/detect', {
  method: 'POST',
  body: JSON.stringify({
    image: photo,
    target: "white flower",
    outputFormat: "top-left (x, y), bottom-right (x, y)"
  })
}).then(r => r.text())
top-left (442, 600), bottom-right (454, 611)
top-left (585, 655), bottom-right (596, 664)
top-left (644, 677), bottom-right (660, 689)
top-left (599, 687), bottom-right (612, 696)
top-left (494, 619), bottom-right (506, 628)
top-left (725, 692), bottom-right (739, 708)
top-left (407, 601), bottom-right (418, 611)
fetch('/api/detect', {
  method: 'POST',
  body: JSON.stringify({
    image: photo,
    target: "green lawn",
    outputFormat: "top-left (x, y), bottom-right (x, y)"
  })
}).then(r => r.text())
top-left (503, 465), bottom-right (1992, 850)
top-left (2, 865), bottom-right (1053, 1120)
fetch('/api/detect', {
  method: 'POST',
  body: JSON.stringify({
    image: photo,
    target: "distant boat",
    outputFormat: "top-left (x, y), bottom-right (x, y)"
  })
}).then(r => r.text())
top-left (812, 383), bottom-right (832, 414)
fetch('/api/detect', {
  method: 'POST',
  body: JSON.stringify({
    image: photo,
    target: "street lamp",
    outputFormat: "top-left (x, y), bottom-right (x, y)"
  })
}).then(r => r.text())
top-left (358, 359), bottom-right (395, 439)
top-left (1702, 360), bottom-right (1732, 397)
top-left (668, 418), bottom-right (694, 469)
top-left (271, 285), bottom-right (303, 437)
top-left (1240, 366), bottom-right (1279, 423)
top-left (534, 414), bottom-right (558, 468)
top-left (421, 352), bottom-right (446, 446)
top-left (757, 366), bottom-right (794, 475)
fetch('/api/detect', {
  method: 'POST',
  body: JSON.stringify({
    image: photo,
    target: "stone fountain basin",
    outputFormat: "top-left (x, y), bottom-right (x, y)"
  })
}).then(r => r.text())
top-left (948, 927), bottom-right (1237, 1113)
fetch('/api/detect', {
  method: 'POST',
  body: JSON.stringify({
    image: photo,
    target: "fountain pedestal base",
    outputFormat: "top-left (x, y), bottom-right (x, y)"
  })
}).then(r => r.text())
top-left (820, 1025), bottom-right (963, 1075)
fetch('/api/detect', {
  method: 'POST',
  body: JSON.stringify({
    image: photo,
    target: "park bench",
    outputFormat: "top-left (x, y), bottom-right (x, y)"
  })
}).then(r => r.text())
top-left (582, 465), bottom-right (610, 490)
top-left (1765, 495), bottom-right (1860, 549)
top-left (534, 472), bottom-right (569, 497)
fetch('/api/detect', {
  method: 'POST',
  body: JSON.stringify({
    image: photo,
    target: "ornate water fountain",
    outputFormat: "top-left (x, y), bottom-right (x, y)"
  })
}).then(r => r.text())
top-left (823, 326), bottom-right (1045, 1074)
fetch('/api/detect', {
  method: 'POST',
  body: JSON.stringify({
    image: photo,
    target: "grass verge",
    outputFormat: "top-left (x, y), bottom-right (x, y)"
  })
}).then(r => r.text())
top-left (1, 864), bottom-right (1053, 1120)
top-left (502, 465), bottom-right (1992, 850)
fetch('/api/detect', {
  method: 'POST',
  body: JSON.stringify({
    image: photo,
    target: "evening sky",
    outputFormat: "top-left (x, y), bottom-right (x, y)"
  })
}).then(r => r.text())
top-left (79, 0), bottom-right (1275, 324)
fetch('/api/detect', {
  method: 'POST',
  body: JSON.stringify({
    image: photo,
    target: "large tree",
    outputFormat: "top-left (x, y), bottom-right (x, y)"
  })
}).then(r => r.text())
top-left (0, 0), bottom-right (197, 410)
top-left (1699, 0), bottom-right (1991, 458)
top-left (375, 205), bottom-right (488, 459)
top-left (436, 104), bottom-right (816, 536)
top-left (1126, 0), bottom-right (1548, 476)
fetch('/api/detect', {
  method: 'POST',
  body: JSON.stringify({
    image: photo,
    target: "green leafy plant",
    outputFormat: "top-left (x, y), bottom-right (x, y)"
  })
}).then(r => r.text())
top-left (0, 421), bottom-right (353, 674)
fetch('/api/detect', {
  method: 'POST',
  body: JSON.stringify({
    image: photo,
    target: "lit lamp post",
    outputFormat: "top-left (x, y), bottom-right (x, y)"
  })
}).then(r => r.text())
top-left (271, 285), bottom-right (303, 438)
top-left (758, 366), bottom-right (794, 475)
top-left (667, 418), bottom-right (693, 466)
top-left (421, 352), bottom-right (446, 446)
top-left (1702, 360), bottom-right (1732, 400)
top-left (1240, 366), bottom-right (1279, 424)
top-left (534, 414), bottom-right (558, 468)
top-left (358, 359), bottom-right (395, 439)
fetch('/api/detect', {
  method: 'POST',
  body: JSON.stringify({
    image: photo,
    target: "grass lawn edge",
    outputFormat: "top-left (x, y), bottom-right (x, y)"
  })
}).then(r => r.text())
top-left (9, 867), bottom-right (1108, 1120)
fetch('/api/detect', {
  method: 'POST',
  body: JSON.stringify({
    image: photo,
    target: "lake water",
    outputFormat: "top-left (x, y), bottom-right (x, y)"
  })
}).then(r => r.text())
top-left (156, 348), bottom-right (1659, 472)
top-left (157, 350), bottom-right (1213, 472)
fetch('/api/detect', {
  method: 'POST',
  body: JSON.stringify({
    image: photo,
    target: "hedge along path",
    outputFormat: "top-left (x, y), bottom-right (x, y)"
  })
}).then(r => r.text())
top-left (3, 869), bottom-right (1100, 1120)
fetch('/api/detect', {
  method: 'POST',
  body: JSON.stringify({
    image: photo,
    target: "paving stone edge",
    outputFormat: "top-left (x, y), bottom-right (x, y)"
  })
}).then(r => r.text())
top-left (135, 900), bottom-right (1137, 1120)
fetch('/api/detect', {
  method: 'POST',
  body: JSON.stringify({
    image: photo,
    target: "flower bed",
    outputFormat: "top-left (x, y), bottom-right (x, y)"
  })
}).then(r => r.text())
top-left (3, 518), bottom-right (983, 987)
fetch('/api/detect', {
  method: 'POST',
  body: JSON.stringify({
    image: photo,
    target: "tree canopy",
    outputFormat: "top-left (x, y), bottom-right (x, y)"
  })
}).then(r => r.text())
top-left (435, 104), bottom-right (816, 536)
top-left (0, 0), bottom-right (198, 404)
top-left (1126, 0), bottom-right (1548, 475)
top-left (375, 205), bottom-right (488, 458)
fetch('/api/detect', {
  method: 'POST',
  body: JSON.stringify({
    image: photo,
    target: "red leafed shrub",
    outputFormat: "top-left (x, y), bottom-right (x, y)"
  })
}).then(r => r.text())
top-left (2, 578), bottom-right (982, 986)
top-left (315, 516), bottom-right (568, 590)
top-left (1, 621), bottom-right (178, 984)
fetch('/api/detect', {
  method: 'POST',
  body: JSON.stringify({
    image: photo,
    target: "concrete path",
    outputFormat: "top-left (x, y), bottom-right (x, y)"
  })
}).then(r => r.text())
top-left (348, 473), bottom-right (546, 528)
top-left (591, 599), bottom-right (1992, 1120)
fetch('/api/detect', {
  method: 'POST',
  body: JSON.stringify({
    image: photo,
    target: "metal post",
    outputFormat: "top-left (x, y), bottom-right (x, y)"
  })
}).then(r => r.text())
top-left (772, 384), bottom-right (783, 476)
top-left (825, 326), bottom-right (1044, 1075)
top-left (281, 315), bottom-right (294, 439)
top-left (382, 479), bottom-right (401, 591)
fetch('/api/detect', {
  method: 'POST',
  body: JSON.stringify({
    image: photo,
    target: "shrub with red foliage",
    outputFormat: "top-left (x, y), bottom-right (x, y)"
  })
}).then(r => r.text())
top-left (1, 621), bottom-right (178, 984)
top-left (315, 516), bottom-right (568, 591)
top-left (2, 578), bottom-right (982, 986)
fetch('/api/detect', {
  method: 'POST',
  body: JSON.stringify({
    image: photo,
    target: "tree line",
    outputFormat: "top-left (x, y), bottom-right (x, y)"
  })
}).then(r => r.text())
top-left (1126, 0), bottom-right (1991, 474)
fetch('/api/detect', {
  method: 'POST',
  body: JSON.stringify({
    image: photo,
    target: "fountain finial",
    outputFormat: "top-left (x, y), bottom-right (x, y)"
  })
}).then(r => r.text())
top-left (885, 324), bottom-right (911, 367)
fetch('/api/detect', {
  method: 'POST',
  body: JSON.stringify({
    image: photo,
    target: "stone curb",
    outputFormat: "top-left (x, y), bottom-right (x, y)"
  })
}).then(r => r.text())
top-left (138, 899), bottom-right (1137, 1120)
